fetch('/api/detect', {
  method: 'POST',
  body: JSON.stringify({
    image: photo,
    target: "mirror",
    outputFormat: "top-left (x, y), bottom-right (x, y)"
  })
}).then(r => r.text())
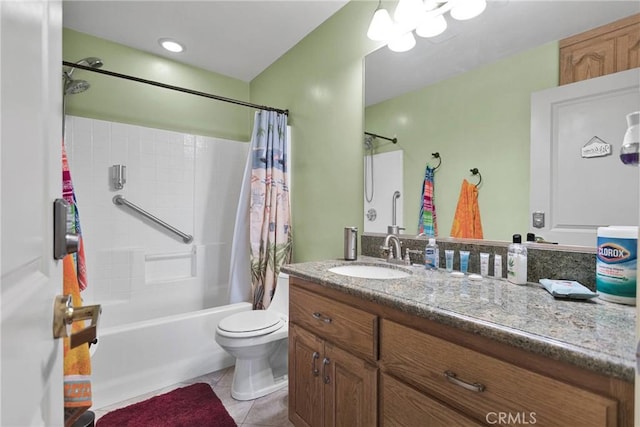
top-left (364, 1), bottom-right (640, 245)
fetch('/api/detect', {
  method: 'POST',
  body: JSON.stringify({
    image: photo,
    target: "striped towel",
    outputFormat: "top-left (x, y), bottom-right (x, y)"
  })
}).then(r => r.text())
top-left (418, 165), bottom-right (438, 237)
top-left (62, 143), bottom-right (87, 291)
top-left (62, 142), bottom-right (92, 426)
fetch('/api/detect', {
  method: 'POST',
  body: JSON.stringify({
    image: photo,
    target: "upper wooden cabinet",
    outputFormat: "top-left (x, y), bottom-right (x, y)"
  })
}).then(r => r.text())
top-left (560, 13), bottom-right (640, 85)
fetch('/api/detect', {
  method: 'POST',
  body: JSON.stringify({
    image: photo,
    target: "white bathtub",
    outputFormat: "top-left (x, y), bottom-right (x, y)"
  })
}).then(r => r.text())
top-left (90, 302), bottom-right (252, 409)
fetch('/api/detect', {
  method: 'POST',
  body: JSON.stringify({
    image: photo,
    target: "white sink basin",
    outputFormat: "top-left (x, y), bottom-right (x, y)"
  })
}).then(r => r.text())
top-left (328, 264), bottom-right (411, 280)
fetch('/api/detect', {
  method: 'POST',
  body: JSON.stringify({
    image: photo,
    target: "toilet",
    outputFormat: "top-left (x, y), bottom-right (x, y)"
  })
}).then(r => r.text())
top-left (215, 272), bottom-right (289, 400)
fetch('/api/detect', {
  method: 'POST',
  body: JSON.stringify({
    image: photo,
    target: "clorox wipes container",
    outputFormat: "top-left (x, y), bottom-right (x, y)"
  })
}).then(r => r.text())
top-left (596, 226), bottom-right (638, 305)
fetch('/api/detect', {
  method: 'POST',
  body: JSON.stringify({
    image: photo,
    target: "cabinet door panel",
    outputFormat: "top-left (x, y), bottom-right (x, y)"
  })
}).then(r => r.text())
top-left (381, 374), bottom-right (482, 427)
top-left (324, 342), bottom-right (377, 427)
top-left (290, 324), bottom-right (324, 427)
top-left (560, 38), bottom-right (615, 83)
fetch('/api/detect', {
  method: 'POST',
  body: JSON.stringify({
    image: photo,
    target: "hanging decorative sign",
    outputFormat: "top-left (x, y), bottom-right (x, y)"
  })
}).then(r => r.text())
top-left (581, 136), bottom-right (612, 158)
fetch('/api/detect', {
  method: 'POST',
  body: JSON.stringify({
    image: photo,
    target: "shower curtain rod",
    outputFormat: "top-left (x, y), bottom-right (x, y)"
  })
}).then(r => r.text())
top-left (364, 131), bottom-right (397, 144)
top-left (62, 61), bottom-right (289, 116)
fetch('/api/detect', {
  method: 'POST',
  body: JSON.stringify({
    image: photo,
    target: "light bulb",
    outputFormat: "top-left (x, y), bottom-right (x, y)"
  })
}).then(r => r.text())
top-left (388, 32), bottom-right (416, 53)
top-left (450, 0), bottom-right (487, 21)
top-left (394, 0), bottom-right (425, 28)
top-left (416, 14), bottom-right (448, 38)
top-left (159, 38), bottom-right (185, 53)
top-left (367, 8), bottom-right (394, 41)
top-left (620, 111), bottom-right (640, 166)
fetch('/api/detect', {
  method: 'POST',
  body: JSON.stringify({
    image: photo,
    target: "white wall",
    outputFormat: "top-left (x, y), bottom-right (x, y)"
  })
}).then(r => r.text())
top-left (64, 116), bottom-right (248, 326)
top-left (364, 150), bottom-right (404, 234)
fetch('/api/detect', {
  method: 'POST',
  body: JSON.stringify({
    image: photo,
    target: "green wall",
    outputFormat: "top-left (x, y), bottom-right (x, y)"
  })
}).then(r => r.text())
top-left (250, 1), bottom-right (381, 262)
top-left (365, 43), bottom-right (559, 241)
top-left (63, 28), bottom-right (251, 141)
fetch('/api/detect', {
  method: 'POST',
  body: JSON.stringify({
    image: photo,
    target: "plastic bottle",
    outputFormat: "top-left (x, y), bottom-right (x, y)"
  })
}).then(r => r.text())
top-left (507, 234), bottom-right (527, 285)
top-left (424, 238), bottom-right (439, 270)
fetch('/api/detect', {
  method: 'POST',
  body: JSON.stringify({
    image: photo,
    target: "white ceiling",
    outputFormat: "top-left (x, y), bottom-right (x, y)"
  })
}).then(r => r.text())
top-left (63, 1), bottom-right (639, 107)
top-left (62, 0), bottom-right (349, 82)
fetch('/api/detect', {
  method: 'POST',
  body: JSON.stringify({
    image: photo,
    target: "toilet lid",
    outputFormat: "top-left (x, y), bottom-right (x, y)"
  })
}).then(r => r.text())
top-left (217, 310), bottom-right (284, 337)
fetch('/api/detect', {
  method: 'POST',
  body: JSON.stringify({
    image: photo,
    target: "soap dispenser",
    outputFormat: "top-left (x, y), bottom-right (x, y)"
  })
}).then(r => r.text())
top-left (507, 234), bottom-right (527, 285)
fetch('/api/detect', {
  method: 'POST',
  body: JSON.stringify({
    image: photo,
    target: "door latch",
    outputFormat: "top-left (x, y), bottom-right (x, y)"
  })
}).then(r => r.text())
top-left (53, 295), bottom-right (101, 349)
top-left (53, 199), bottom-right (79, 260)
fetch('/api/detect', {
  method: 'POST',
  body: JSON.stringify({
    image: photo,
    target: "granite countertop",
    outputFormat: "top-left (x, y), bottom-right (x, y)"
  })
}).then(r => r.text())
top-left (281, 256), bottom-right (636, 382)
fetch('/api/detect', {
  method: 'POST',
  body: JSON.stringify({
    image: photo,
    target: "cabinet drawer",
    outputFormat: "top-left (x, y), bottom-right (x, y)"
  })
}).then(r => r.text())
top-left (381, 373), bottom-right (481, 427)
top-left (290, 285), bottom-right (377, 360)
top-left (380, 320), bottom-right (617, 427)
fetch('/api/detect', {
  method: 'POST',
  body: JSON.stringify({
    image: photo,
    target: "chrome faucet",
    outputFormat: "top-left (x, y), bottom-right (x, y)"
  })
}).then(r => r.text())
top-left (381, 234), bottom-right (403, 263)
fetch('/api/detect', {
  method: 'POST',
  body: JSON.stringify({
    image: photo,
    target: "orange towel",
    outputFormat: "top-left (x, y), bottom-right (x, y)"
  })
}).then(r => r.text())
top-left (63, 255), bottom-right (92, 427)
top-left (450, 179), bottom-right (483, 239)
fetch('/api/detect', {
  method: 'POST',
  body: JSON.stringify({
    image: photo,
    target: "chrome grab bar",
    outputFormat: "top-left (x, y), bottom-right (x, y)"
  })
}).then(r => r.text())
top-left (113, 195), bottom-right (193, 244)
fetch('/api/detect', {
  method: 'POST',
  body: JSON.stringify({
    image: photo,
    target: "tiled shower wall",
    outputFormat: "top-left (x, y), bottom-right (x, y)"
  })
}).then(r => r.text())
top-left (64, 116), bottom-right (248, 325)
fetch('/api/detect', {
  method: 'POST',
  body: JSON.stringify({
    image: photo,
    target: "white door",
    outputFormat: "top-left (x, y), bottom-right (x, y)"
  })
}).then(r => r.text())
top-left (530, 69), bottom-right (640, 247)
top-left (1, 1), bottom-right (64, 425)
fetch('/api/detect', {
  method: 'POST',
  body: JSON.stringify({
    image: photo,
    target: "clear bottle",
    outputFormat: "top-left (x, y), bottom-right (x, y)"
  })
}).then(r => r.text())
top-left (424, 238), bottom-right (439, 270)
top-left (507, 234), bottom-right (528, 285)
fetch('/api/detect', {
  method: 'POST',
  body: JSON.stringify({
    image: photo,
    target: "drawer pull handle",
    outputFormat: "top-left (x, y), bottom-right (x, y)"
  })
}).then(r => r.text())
top-left (311, 312), bottom-right (333, 324)
top-left (444, 370), bottom-right (486, 393)
top-left (312, 351), bottom-right (320, 376)
top-left (323, 357), bottom-right (331, 384)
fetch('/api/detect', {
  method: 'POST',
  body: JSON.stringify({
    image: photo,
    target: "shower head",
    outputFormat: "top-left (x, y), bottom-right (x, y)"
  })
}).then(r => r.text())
top-left (77, 57), bottom-right (104, 69)
top-left (64, 79), bottom-right (90, 95)
top-left (63, 57), bottom-right (104, 79)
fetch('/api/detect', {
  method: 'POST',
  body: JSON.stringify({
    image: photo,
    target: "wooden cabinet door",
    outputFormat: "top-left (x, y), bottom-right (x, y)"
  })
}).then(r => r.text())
top-left (323, 342), bottom-right (377, 427)
top-left (560, 37), bottom-right (616, 84)
top-left (290, 324), bottom-right (325, 427)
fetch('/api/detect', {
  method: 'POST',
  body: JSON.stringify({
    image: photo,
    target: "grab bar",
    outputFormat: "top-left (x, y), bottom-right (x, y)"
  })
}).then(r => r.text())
top-left (113, 195), bottom-right (193, 244)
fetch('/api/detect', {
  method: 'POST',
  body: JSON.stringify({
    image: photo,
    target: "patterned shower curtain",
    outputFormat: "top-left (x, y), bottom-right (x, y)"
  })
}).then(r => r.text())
top-left (249, 110), bottom-right (292, 310)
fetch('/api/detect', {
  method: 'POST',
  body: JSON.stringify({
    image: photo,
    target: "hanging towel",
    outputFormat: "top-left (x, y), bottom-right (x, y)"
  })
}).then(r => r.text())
top-left (63, 254), bottom-right (92, 427)
top-left (62, 144), bottom-right (87, 291)
top-left (450, 179), bottom-right (483, 239)
top-left (418, 165), bottom-right (438, 237)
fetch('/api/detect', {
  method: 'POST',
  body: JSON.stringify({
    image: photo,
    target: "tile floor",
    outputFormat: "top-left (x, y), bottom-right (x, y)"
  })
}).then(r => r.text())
top-left (94, 367), bottom-right (294, 427)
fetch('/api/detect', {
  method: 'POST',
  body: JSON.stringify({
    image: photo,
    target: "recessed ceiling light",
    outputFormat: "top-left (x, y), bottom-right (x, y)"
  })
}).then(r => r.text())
top-left (159, 38), bottom-right (185, 53)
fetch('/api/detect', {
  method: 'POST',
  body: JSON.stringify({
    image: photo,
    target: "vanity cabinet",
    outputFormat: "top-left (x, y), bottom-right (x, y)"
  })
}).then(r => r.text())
top-left (288, 285), bottom-right (378, 427)
top-left (560, 13), bottom-right (640, 85)
top-left (288, 276), bottom-right (634, 426)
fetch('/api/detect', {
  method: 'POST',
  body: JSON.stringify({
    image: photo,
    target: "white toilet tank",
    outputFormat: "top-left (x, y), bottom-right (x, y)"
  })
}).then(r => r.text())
top-left (267, 272), bottom-right (289, 315)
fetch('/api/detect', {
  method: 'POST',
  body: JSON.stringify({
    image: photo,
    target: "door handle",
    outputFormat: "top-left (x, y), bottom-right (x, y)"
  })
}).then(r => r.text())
top-left (53, 199), bottom-right (79, 260)
top-left (53, 295), bottom-right (101, 349)
top-left (322, 357), bottom-right (331, 384)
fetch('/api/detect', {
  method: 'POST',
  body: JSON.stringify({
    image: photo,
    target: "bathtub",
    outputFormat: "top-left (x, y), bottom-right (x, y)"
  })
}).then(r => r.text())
top-left (90, 302), bottom-right (252, 409)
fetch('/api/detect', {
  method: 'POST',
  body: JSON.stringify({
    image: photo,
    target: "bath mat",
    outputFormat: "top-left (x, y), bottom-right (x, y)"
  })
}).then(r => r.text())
top-left (95, 383), bottom-right (236, 427)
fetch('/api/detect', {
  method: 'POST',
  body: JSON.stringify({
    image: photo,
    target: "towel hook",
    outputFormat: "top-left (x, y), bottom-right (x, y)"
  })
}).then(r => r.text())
top-left (470, 168), bottom-right (482, 188)
top-left (431, 152), bottom-right (442, 171)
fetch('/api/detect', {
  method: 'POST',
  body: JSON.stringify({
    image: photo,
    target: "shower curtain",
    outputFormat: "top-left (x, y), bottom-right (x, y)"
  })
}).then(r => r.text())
top-left (228, 110), bottom-right (292, 309)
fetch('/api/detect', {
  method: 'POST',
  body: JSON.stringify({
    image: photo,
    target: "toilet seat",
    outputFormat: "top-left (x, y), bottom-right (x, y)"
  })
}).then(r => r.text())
top-left (216, 310), bottom-right (285, 338)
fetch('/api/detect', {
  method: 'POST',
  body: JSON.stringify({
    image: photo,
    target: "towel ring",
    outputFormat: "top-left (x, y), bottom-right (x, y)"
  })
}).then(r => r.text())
top-left (470, 168), bottom-right (482, 188)
top-left (431, 152), bottom-right (442, 171)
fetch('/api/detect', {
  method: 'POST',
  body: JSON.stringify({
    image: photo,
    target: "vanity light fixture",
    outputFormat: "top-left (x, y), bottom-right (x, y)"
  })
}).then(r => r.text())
top-left (159, 38), bottom-right (185, 53)
top-left (367, 0), bottom-right (487, 53)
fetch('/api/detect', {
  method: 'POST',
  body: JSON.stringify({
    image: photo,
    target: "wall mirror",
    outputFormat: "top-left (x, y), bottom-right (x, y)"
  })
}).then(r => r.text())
top-left (363, 1), bottom-right (640, 246)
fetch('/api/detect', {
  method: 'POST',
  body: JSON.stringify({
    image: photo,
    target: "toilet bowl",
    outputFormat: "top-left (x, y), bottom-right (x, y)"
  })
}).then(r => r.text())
top-left (215, 272), bottom-right (289, 400)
